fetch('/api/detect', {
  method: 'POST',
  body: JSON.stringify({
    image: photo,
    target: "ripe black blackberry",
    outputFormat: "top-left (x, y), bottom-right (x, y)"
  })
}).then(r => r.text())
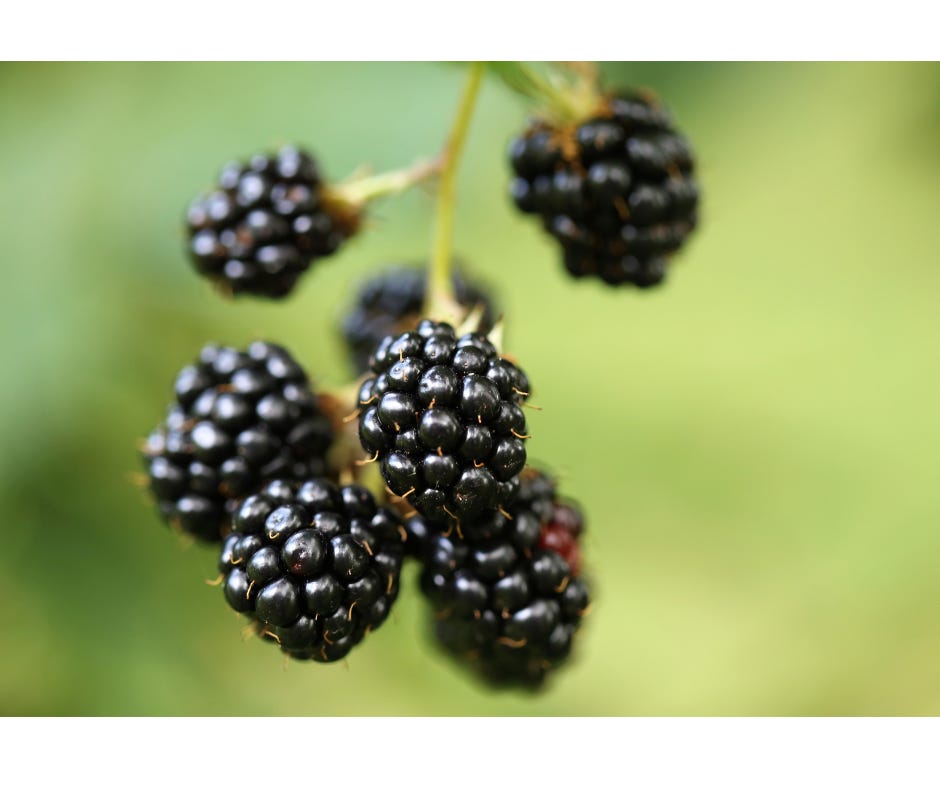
top-left (186, 146), bottom-right (358, 298)
top-left (142, 342), bottom-right (333, 542)
top-left (341, 266), bottom-right (497, 375)
top-left (356, 319), bottom-right (530, 524)
top-left (219, 479), bottom-right (406, 662)
top-left (509, 91), bottom-right (699, 288)
top-left (420, 468), bottom-right (590, 688)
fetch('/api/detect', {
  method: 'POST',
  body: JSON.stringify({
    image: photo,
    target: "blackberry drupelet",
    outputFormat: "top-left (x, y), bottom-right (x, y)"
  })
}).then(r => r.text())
top-left (357, 320), bottom-right (530, 524)
top-left (186, 146), bottom-right (357, 298)
top-left (142, 342), bottom-right (333, 542)
top-left (341, 266), bottom-right (497, 375)
top-left (219, 479), bottom-right (406, 661)
top-left (509, 91), bottom-right (699, 288)
top-left (420, 468), bottom-right (590, 688)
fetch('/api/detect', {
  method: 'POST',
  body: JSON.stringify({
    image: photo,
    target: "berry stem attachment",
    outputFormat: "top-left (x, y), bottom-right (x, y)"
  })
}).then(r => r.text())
top-left (325, 156), bottom-right (443, 208)
top-left (489, 61), bottom-right (601, 125)
top-left (425, 61), bottom-right (485, 322)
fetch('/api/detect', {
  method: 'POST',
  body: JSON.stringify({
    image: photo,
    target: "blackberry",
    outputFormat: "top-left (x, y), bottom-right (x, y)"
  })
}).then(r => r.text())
top-left (142, 342), bottom-right (334, 542)
top-left (186, 146), bottom-right (357, 298)
top-left (356, 319), bottom-right (530, 524)
top-left (509, 91), bottom-right (699, 288)
top-left (341, 266), bottom-right (497, 375)
top-left (420, 469), bottom-right (590, 688)
top-left (219, 479), bottom-right (406, 662)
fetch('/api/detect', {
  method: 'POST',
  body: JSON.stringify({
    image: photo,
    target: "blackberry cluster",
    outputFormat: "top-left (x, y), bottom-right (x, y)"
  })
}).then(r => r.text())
top-left (341, 266), bottom-right (497, 375)
top-left (509, 91), bottom-right (699, 287)
top-left (419, 469), bottom-right (590, 688)
top-left (186, 146), bottom-right (356, 298)
top-left (219, 479), bottom-right (405, 662)
top-left (142, 342), bottom-right (334, 542)
top-left (357, 320), bottom-right (530, 523)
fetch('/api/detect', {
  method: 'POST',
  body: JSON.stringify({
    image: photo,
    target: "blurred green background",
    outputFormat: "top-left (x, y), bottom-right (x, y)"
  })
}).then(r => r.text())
top-left (1, 62), bottom-right (939, 715)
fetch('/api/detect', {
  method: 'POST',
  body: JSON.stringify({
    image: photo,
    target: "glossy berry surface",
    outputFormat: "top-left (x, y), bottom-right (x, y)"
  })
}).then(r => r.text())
top-left (419, 468), bottom-right (590, 688)
top-left (341, 265), bottom-right (496, 375)
top-left (509, 91), bottom-right (699, 288)
top-left (186, 146), bottom-right (356, 298)
top-left (142, 342), bottom-right (333, 542)
top-left (357, 320), bottom-right (530, 524)
top-left (219, 479), bottom-right (406, 662)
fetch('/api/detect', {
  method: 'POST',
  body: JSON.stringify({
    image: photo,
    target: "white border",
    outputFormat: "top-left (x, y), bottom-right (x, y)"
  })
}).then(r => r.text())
top-left (3, 717), bottom-right (940, 786)
top-left (0, 1), bottom-right (937, 60)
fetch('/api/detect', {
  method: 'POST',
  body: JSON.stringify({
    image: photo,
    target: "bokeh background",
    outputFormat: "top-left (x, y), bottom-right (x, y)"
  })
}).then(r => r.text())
top-left (1, 62), bottom-right (939, 715)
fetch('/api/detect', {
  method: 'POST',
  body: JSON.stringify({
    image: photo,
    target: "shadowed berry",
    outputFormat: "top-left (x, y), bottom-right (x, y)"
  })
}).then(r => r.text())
top-left (341, 266), bottom-right (497, 375)
top-left (417, 467), bottom-right (591, 688)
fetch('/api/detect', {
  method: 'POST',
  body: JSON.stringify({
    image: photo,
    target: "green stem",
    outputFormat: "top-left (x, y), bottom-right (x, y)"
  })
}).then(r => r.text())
top-left (326, 156), bottom-right (442, 207)
top-left (489, 61), bottom-right (601, 125)
top-left (425, 61), bottom-right (485, 322)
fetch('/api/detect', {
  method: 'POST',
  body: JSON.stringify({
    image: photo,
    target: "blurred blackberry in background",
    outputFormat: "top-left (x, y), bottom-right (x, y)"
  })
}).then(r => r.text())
top-left (341, 266), bottom-right (497, 375)
top-left (219, 479), bottom-right (405, 662)
top-left (142, 342), bottom-right (333, 542)
top-left (357, 320), bottom-right (530, 524)
top-left (186, 146), bottom-right (358, 298)
top-left (420, 468), bottom-right (590, 688)
top-left (509, 91), bottom-right (699, 288)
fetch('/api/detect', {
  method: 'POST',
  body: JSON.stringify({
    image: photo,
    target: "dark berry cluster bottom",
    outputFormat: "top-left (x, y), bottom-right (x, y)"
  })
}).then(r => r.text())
top-left (415, 468), bottom-right (590, 689)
